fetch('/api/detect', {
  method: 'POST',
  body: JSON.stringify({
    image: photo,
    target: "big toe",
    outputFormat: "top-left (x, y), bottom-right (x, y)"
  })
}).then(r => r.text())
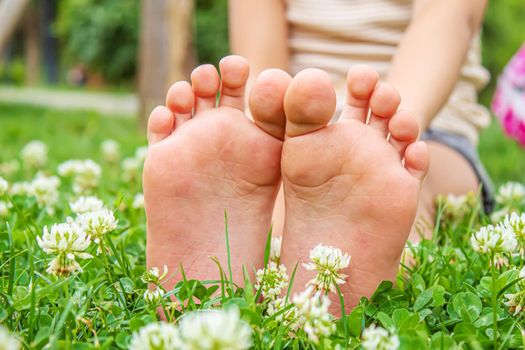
top-left (249, 69), bottom-right (292, 140)
top-left (284, 69), bottom-right (336, 138)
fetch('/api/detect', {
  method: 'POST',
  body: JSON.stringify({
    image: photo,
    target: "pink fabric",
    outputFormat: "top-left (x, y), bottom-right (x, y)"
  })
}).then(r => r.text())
top-left (492, 44), bottom-right (525, 147)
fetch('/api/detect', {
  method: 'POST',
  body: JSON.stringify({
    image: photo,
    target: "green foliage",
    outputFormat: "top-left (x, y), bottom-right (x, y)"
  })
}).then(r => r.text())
top-left (195, 0), bottom-right (230, 64)
top-left (45, 0), bottom-right (524, 91)
top-left (480, 0), bottom-right (525, 102)
top-left (0, 58), bottom-right (26, 85)
top-left (479, 121), bottom-right (525, 186)
top-left (54, 0), bottom-right (140, 84)
top-left (0, 105), bottom-right (524, 349)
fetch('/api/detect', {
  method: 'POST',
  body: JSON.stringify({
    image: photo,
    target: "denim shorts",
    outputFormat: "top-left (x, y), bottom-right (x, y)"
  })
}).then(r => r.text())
top-left (421, 128), bottom-right (495, 213)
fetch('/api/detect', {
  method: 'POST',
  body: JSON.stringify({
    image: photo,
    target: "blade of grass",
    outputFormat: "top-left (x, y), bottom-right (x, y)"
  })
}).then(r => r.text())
top-left (263, 225), bottom-right (273, 266)
top-left (335, 283), bottom-right (349, 345)
top-left (7, 222), bottom-right (16, 296)
top-left (25, 231), bottom-right (37, 343)
top-left (285, 263), bottom-right (299, 303)
top-left (211, 257), bottom-right (227, 301)
top-left (224, 211), bottom-right (234, 297)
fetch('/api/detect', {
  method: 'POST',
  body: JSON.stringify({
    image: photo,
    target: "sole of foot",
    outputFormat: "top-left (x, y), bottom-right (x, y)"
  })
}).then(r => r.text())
top-left (279, 65), bottom-right (429, 312)
top-left (143, 55), bottom-right (292, 286)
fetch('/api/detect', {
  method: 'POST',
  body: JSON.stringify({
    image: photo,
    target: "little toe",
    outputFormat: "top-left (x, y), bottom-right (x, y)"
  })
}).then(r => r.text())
top-left (404, 141), bottom-right (430, 182)
top-left (284, 68), bottom-right (336, 138)
top-left (249, 69), bottom-right (292, 140)
top-left (166, 81), bottom-right (195, 127)
top-left (191, 64), bottom-right (220, 113)
top-left (388, 110), bottom-right (420, 158)
top-left (368, 82), bottom-right (401, 137)
top-left (218, 55), bottom-right (250, 111)
top-left (340, 65), bottom-right (379, 123)
top-left (147, 106), bottom-right (174, 145)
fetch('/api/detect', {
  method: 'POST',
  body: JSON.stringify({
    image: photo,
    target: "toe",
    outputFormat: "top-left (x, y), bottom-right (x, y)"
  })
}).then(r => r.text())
top-left (147, 106), bottom-right (174, 145)
top-left (284, 68), bottom-right (336, 138)
top-left (404, 141), bottom-right (430, 182)
top-left (191, 64), bottom-right (220, 113)
top-left (340, 65), bottom-right (379, 123)
top-left (368, 82), bottom-right (401, 136)
top-left (388, 110), bottom-right (419, 158)
top-left (219, 55), bottom-right (250, 111)
top-left (249, 69), bottom-right (292, 140)
top-left (166, 81), bottom-right (195, 127)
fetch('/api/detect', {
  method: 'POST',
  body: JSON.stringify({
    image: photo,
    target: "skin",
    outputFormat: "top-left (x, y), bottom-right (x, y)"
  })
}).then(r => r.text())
top-left (280, 67), bottom-right (429, 311)
top-left (144, 57), bottom-right (429, 313)
top-left (143, 0), bottom-right (487, 311)
top-left (229, 0), bottom-right (488, 240)
top-left (145, 56), bottom-right (290, 284)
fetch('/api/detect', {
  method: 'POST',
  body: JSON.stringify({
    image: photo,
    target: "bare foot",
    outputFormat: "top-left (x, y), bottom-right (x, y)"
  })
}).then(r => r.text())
top-left (280, 66), bottom-right (429, 311)
top-left (144, 56), bottom-right (292, 285)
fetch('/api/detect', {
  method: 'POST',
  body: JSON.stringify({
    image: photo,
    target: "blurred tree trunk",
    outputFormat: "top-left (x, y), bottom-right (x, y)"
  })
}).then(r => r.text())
top-left (0, 0), bottom-right (30, 54)
top-left (24, 2), bottom-right (40, 85)
top-left (138, 0), bottom-right (196, 126)
top-left (40, 0), bottom-right (58, 84)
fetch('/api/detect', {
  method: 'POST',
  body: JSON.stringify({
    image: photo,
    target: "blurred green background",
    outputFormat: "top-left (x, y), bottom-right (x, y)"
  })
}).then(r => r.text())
top-left (1, 0), bottom-right (522, 92)
top-left (0, 0), bottom-right (524, 184)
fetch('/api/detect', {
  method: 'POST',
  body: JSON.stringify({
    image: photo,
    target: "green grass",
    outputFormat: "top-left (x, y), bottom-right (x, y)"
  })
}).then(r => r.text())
top-left (0, 102), bottom-right (523, 186)
top-left (0, 103), bottom-right (525, 349)
top-left (479, 121), bottom-right (525, 185)
top-left (0, 103), bottom-right (145, 164)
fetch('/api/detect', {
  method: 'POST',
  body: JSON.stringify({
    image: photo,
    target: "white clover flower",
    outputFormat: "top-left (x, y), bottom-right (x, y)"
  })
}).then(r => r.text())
top-left (70, 196), bottom-right (105, 214)
top-left (142, 265), bottom-right (169, 285)
top-left (0, 176), bottom-right (8, 196)
top-left (129, 322), bottom-right (181, 350)
top-left (0, 325), bottom-right (20, 350)
top-left (502, 212), bottom-right (525, 241)
top-left (73, 160), bottom-right (101, 193)
top-left (255, 262), bottom-right (288, 300)
top-left (445, 193), bottom-right (468, 211)
top-left (0, 160), bottom-right (20, 177)
top-left (121, 157), bottom-right (142, 182)
top-left (303, 244), bottom-right (351, 293)
top-left (30, 174), bottom-right (60, 213)
top-left (144, 287), bottom-right (165, 306)
top-left (496, 182), bottom-right (525, 206)
top-left (0, 201), bottom-right (9, 217)
top-left (266, 297), bottom-right (300, 331)
top-left (491, 208), bottom-right (512, 224)
top-left (440, 193), bottom-right (478, 222)
top-left (178, 308), bottom-right (252, 350)
top-left (270, 236), bottom-right (282, 263)
top-left (9, 181), bottom-right (32, 196)
top-left (58, 159), bottom-right (101, 193)
top-left (292, 286), bottom-right (335, 344)
top-left (504, 267), bottom-right (525, 315)
top-left (504, 292), bottom-right (525, 315)
top-left (37, 222), bottom-right (92, 275)
top-left (101, 139), bottom-right (120, 163)
top-left (57, 160), bottom-right (78, 177)
top-left (361, 325), bottom-right (400, 350)
top-left (133, 193), bottom-right (145, 209)
top-left (76, 209), bottom-right (118, 244)
top-left (20, 140), bottom-right (47, 168)
top-left (470, 224), bottom-right (518, 254)
top-left (135, 146), bottom-right (148, 163)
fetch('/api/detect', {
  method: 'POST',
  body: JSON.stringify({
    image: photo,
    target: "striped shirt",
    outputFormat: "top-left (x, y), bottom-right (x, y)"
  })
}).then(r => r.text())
top-left (286, 0), bottom-right (490, 145)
